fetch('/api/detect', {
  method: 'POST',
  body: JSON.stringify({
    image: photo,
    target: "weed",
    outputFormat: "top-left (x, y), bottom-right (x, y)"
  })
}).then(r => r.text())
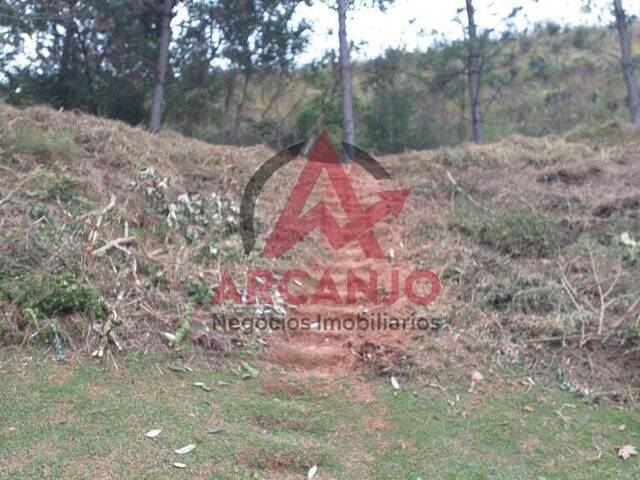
top-left (169, 304), bottom-right (192, 347)
top-left (41, 172), bottom-right (79, 201)
top-left (451, 201), bottom-right (561, 258)
top-left (614, 232), bottom-right (639, 265)
top-left (479, 272), bottom-right (564, 314)
top-left (0, 272), bottom-right (106, 318)
top-left (27, 202), bottom-right (48, 220)
top-left (183, 276), bottom-right (211, 305)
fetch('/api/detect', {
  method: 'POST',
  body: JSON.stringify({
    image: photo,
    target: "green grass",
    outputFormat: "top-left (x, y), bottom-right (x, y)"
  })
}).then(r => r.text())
top-left (1, 353), bottom-right (639, 479)
top-left (451, 201), bottom-right (561, 258)
top-left (0, 125), bottom-right (78, 161)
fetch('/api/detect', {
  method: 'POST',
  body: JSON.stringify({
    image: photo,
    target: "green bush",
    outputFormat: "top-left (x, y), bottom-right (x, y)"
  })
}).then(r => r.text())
top-left (572, 28), bottom-right (589, 50)
top-left (452, 201), bottom-right (561, 258)
top-left (0, 272), bottom-right (106, 318)
top-left (479, 272), bottom-right (564, 314)
top-left (183, 276), bottom-right (211, 305)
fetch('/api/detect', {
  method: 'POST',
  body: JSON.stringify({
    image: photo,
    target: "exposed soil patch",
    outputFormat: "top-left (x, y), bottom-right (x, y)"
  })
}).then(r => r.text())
top-left (262, 159), bottom-right (420, 382)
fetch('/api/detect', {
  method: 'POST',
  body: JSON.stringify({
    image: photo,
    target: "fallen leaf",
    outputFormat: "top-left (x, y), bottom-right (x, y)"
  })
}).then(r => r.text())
top-left (522, 405), bottom-right (536, 413)
top-left (175, 444), bottom-right (196, 455)
top-left (471, 370), bottom-right (484, 382)
top-left (173, 462), bottom-right (187, 469)
top-left (619, 424), bottom-right (627, 432)
top-left (168, 363), bottom-right (188, 373)
top-left (193, 382), bottom-right (212, 392)
top-left (207, 427), bottom-right (225, 434)
top-left (618, 445), bottom-right (637, 460)
top-left (145, 428), bottom-right (162, 438)
top-left (308, 465), bottom-right (318, 479)
top-left (240, 361), bottom-right (259, 377)
top-left (391, 376), bottom-right (400, 390)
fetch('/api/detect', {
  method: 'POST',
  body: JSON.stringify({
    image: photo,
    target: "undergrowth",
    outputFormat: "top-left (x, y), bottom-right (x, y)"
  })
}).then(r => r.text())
top-left (0, 272), bottom-right (106, 319)
top-left (450, 200), bottom-right (561, 258)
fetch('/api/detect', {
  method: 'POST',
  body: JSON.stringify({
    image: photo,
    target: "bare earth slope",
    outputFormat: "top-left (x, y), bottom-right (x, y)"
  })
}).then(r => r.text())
top-left (1, 103), bottom-right (639, 397)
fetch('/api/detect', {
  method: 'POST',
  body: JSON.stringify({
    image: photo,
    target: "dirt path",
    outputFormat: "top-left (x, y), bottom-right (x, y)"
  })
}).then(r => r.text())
top-left (267, 162), bottom-right (415, 380)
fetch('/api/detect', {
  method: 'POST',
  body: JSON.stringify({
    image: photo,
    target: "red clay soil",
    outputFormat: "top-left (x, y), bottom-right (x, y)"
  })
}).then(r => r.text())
top-left (265, 161), bottom-right (422, 379)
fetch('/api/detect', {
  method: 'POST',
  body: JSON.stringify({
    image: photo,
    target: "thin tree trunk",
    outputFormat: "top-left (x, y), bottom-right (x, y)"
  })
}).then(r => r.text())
top-left (465, 0), bottom-right (486, 144)
top-left (613, 0), bottom-right (640, 124)
top-left (233, 71), bottom-right (251, 145)
top-left (337, 0), bottom-right (355, 146)
top-left (149, 0), bottom-right (173, 132)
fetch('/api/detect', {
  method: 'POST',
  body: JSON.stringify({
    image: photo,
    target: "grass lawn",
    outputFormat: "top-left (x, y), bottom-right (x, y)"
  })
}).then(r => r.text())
top-left (1, 351), bottom-right (639, 479)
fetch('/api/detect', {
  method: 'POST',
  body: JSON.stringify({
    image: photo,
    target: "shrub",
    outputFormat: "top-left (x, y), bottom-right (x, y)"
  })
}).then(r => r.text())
top-left (529, 55), bottom-right (552, 81)
top-left (451, 201), bottom-right (561, 258)
top-left (0, 272), bottom-right (106, 318)
top-left (545, 22), bottom-right (562, 36)
top-left (479, 272), bottom-right (564, 314)
top-left (572, 28), bottom-right (589, 50)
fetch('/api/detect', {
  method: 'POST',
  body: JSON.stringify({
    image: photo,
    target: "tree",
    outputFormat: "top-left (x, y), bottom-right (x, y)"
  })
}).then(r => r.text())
top-left (333, 0), bottom-right (392, 147)
top-left (464, 0), bottom-right (486, 144)
top-left (455, 1), bottom-right (523, 144)
top-left (149, 0), bottom-right (176, 132)
top-left (337, 0), bottom-right (355, 145)
top-left (211, 0), bottom-right (310, 144)
top-left (612, 0), bottom-right (640, 123)
top-left (363, 49), bottom-right (438, 153)
top-left (0, 0), bottom-right (160, 124)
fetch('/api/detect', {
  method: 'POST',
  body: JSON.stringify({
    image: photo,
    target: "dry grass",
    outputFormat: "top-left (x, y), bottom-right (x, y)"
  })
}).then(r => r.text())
top-left (0, 103), bottom-right (273, 356)
top-left (1, 102), bottom-right (639, 398)
top-left (381, 124), bottom-right (640, 399)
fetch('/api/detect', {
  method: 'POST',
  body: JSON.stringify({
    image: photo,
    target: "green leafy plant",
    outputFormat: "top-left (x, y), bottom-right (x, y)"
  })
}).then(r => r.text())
top-left (615, 232), bottom-right (639, 264)
top-left (452, 201), bottom-right (561, 258)
top-left (0, 272), bottom-right (106, 318)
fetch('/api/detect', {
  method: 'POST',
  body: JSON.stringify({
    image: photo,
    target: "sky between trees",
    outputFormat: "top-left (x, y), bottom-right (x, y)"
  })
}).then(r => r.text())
top-left (291, 0), bottom-right (640, 62)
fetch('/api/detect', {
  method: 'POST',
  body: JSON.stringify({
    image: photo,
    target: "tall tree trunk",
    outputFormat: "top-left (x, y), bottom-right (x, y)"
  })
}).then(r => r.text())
top-left (149, 0), bottom-right (173, 132)
top-left (613, 0), bottom-right (640, 124)
top-left (233, 71), bottom-right (251, 145)
top-left (337, 0), bottom-right (355, 146)
top-left (465, 0), bottom-right (486, 144)
top-left (57, 18), bottom-right (76, 108)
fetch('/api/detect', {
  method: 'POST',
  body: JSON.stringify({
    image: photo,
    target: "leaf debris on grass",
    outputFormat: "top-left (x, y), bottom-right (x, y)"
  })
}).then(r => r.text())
top-left (193, 382), bottom-right (212, 392)
top-left (618, 445), bottom-right (637, 460)
top-left (168, 363), bottom-right (193, 373)
top-left (175, 444), bottom-right (196, 455)
top-left (240, 361), bottom-right (259, 377)
top-left (144, 428), bottom-right (162, 438)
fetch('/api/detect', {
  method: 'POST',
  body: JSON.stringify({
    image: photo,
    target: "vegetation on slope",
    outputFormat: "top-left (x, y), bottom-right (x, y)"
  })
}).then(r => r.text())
top-left (0, 102), bottom-right (638, 398)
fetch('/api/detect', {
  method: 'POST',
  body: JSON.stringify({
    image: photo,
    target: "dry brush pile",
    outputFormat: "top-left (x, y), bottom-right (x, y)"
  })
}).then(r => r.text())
top-left (386, 123), bottom-right (640, 399)
top-left (0, 103), bottom-right (274, 359)
top-left (1, 103), bottom-right (639, 399)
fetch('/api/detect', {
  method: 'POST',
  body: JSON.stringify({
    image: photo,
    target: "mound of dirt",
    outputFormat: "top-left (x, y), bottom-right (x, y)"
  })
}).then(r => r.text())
top-left (0, 103), bottom-right (270, 355)
top-left (1, 103), bottom-right (639, 400)
top-left (378, 125), bottom-right (640, 400)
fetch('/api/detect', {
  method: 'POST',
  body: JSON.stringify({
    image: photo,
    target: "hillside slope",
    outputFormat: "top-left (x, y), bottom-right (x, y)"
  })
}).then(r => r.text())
top-left (1, 103), bottom-right (639, 397)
